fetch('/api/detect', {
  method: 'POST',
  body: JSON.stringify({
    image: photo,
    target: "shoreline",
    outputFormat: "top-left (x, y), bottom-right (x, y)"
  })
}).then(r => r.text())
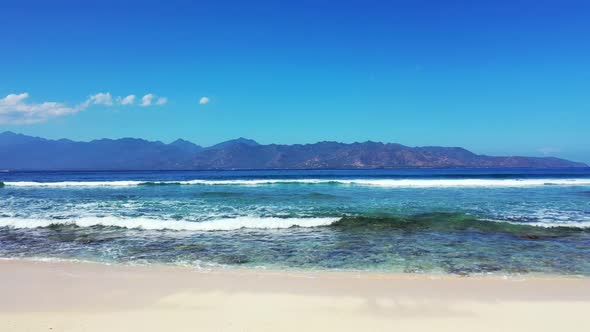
top-left (2, 256), bottom-right (589, 281)
top-left (2, 259), bottom-right (590, 331)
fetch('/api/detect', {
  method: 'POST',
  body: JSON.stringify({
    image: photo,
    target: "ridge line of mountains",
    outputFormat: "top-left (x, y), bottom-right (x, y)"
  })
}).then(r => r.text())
top-left (0, 131), bottom-right (586, 170)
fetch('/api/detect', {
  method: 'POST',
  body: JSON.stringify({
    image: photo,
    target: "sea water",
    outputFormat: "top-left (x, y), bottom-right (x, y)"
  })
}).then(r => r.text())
top-left (1, 168), bottom-right (589, 275)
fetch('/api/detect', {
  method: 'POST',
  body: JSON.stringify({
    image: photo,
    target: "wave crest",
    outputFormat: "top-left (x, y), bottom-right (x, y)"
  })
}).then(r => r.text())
top-left (0, 213), bottom-right (588, 233)
top-left (3, 178), bottom-right (590, 188)
top-left (0, 216), bottom-right (338, 231)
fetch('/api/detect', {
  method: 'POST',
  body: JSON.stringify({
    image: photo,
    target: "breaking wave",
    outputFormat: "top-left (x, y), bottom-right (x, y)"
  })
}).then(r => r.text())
top-left (0, 213), bottom-right (588, 233)
top-left (3, 178), bottom-right (590, 188)
top-left (331, 213), bottom-right (590, 233)
top-left (0, 216), bottom-right (338, 231)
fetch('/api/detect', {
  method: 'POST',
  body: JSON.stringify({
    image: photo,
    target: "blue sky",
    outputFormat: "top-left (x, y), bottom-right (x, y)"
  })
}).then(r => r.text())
top-left (1, 0), bottom-right (589, 162)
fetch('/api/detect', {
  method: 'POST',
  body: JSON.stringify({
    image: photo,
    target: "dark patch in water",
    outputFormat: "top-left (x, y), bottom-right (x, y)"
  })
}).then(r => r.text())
top-left (173, 243), bottom-right (207, 252)
top-left (519, 234), bottom-right (541, 240)
top-left (218, 255), bottom-right (250, 265)
top-left (138, 181), bottom-right (182, 186)
top-left (329, 212), bottom-right (587, 237)
top-left (43, 225), bottom-right (124, 244)
top-left (47, 222), bottom-right (77, 230)
top-left (304, 192), bottom-right (341, 199)
top-left (197, 191), bottom-right (245, 198)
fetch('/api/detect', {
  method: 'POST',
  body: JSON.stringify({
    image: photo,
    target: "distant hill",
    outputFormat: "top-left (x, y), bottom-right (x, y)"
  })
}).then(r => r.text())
top-left (0, 131), bottom-right (586, 170)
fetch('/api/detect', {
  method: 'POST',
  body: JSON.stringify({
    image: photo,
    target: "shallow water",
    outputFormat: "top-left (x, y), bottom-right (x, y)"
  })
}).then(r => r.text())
top-left (1, 168), bottom-right (589, 275)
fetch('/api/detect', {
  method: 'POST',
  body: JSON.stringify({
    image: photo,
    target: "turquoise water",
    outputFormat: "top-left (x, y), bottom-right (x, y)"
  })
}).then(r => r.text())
top-left (1, 169), bottom-right (589, 275)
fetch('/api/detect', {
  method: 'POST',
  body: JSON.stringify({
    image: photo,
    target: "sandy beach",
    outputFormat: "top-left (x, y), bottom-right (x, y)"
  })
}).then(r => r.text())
top-left (0, 260), bottom-right (589, 332)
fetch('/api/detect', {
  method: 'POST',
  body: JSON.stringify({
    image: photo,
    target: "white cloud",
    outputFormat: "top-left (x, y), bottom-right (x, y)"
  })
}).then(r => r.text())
top-left (2, 93), bottom-right (29, 105)
top-left (0, 93), bottom-right (81, 124)
top-left (141, 94), bottom-right (155, 107)
top-left (88, 92), bottom-right (113, 106)
top-left (0, 91), bottom-right (169, 124)
top-left (119, 95), bottom-right (136, 105)
top-left (156, 97), bottom-right (167, 105)
top-left (141, 93), bottom-right (168, 107)
top-left (199, 96), bottom-right (210, 105)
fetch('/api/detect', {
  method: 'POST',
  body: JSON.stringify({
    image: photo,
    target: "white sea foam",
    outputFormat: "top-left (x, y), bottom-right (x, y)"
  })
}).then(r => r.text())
top-left (0, 215), bottom-right (588, 230)
top-left (3, 178), bottom-right (590, 188)
top-left (482, 218), bottom-right (590, 229)
top-left (0, 216), bottom-right (339, 231)
top-left (2, 181), bottom-right (144, 187)
top-left (521, 221), bottom-right (590, 229)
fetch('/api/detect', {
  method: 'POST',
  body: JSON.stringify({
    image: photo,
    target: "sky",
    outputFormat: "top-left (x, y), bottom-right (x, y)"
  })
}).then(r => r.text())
top-left (1, 0), bottom-right (589, 163)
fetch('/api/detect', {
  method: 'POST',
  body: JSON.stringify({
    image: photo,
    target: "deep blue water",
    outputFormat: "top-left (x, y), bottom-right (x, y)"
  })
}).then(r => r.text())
top-left (1, 168), bottom-right (589, 276)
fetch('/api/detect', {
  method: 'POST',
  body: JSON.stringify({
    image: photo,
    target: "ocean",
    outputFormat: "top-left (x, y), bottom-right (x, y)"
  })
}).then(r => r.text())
top-left (1, 168), bottom-right (589, 276)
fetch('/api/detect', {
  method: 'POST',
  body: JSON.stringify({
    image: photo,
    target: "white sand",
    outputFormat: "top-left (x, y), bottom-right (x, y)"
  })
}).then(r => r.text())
top-left (1, 260), bottom-right (589, 331)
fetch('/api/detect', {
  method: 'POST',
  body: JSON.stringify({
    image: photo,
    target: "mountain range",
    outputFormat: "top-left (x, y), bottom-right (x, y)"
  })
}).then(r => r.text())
top-left (0, 131), bottom-right (586, 170)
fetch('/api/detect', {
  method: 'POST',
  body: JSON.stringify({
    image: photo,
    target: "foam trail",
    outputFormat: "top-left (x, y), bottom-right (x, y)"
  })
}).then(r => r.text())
top-left (482, 218), bottom-right (590, 229)
top-left (319, 179), bottom-right (590, 187)
top-left (2, 181), bottom-right (143, 187)
top-left (511, 221), bottom-right (590, 229)
top-left (3, 178), bottom-right (590, 188)
top-left (0, 216), bottom-right (339, 231)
